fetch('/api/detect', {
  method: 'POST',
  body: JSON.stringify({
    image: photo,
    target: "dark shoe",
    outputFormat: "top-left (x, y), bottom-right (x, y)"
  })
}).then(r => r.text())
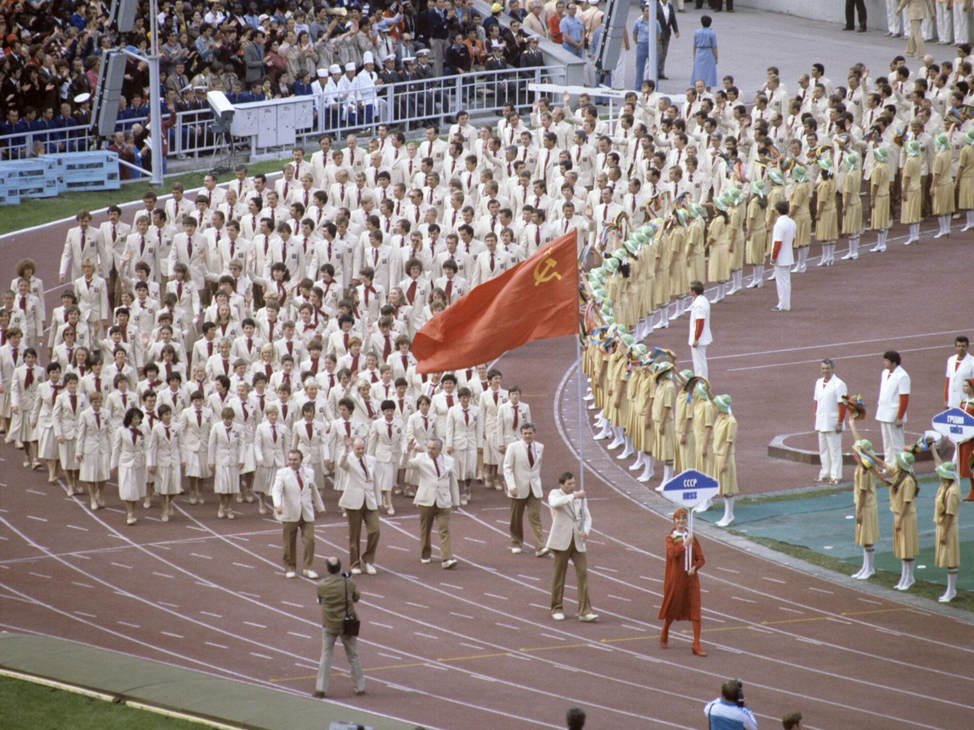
top-left (842, 26), bottom-right (854, 31)
top-left (659, 74), bottom-right (669, 80)
top-left (857, 27), bottom-right (866, 32)
top-left (312, 691), bottom-right (326, 699)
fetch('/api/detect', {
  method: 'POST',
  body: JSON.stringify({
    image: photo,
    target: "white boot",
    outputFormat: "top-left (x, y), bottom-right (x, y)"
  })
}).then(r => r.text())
top-left (897, 560), bottom-right (915, 591)
top-left (842, 241), bottom-right (856, 260)
top-left (800, 247), bottom-right (809, 272)
top-left (639, 455), bottom-right (656, 483)
top-left (894, 560), bottom-right (908, 590)
top-left (694, 497), bottom-right (713, 512)
top-left (629, 451), bottom-right (646, 471)
top-left (871, 230), bottom-right (886, 252)
top-left (935, 215), bottom-right (950, 238)
top-left (746, 266), bottom-right (760, 287)
top-left (963, 211), bottom-right (974, 232)
top-left (607, 427), bottom-right (625, 450)
top-left (661, 462), bottom-right (673, 485)
top-left (818, 245), bottom-right (830, 266)
top-left (654, 305), bottom-right (669, 329)
top-left (851, 547), bottom-right (868, 579)
top-left (939, 570), bottom-right (958, 602)
top-left (756, 264), bottom-right (765, 287)
top-left (791, 249), bottom-right (802, 273)
top-left (856, 547), bottom-right (875, 580)
top-left (618, 436), bottom-right (635, 459)
top-left (716, 496), bottom-right (735, 527)
top-left (594, 420), bottom-right (613, 440)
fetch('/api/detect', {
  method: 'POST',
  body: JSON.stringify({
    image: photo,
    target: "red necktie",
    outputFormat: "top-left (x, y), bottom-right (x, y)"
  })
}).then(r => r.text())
top-left (445, 279), bottom-right (453, 301)
top-left (140, 235), bottom-right (145, 256)
top-left (131, 428), bottom-right (139, 445)
top-left (272, 424), bottom-right (277, 442)
top-left (463, 409), bottom-right (469, 425)
top-left (423, 416), bottom-right (429, 432)
top-left (306, 422), bottom-right (313, 439)
top-left (24, 369), bottom-right (34, 390)
top-left (70, 394), bottom-right (77, 412)
top-left (93, 375), bottom-right (100, 392)
top-left (177, 282), bottom-right (183, 300)
top-left (241, 403), bottom-right (248, 421)
top-left (345, 421), bottom-right (352, 438)
top-left (19, 294), bottom-right (29, 309)
top-left (165, 426), bottom-right (170, 440)
top-left (360, 457), bottom-right (369, 479)
top-left (528, 443), bottom-right (535, 468)
top-left (399, 397), bottom-right (404, 413)
top-left (493, 391), bottom-right (499, 405)
top-left (434, 458), bottom-right (440, 478)
top-left (366, 401), bottom-right (374, 418)
top-left (490, 254), bottom-right (495, 272)
top-left (512, 406), bottom-right (518, 431)
top-left (447, 395), bottom-right (454, 408)
top-left (296, 469), bottom-right (305, 490)
top-left (95, 412), bottom-right (101, 430)
top-left (407, 280), bottom-right (417, 304)
top-left (387, 422), bottom-right (392, 438)
top-left (197, 410), bottom-right (202, 427)
top-left (223, 360), bottom-right (229, 375)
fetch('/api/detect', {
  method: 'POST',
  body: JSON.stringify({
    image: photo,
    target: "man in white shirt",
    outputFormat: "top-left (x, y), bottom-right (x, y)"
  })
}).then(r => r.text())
top-left (546, 472), bottom-right (598, 622)
top-left (687, 281), bottom-right (712, 379)
top-left (770, 201), bottom-right (796, 312)
top-left (944, 336), bottom-right (974, 408)
top-left (876, 350), bottom-right (911, 463)
top-left (813, 359), bottom-right (847, 484)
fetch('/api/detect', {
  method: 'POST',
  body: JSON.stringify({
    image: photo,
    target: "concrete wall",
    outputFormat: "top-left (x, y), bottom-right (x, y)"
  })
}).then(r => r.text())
top-left (734, 0), bottom-right (890, 32)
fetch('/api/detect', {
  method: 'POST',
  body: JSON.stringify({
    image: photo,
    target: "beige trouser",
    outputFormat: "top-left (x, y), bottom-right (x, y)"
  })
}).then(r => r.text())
top-left (315, 627), bottom-right (364, 695)
top-left (282, 517), bottom-right (315, 571)
top-left (419, 505), bottom-right (453, 561)
top-left (906, 18), bottom-right (924, 55)
top-left (510, 492), bottom-right (545, 549)
top-left (346, 507), bottom-right (380, 569)
top-left (551, 541), bottom-right (592, 615)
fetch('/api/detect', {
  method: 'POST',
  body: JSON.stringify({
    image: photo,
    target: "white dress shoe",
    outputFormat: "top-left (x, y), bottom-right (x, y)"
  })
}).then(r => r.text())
top-left (579, 613), bottom-right (600, 622)
top-left (364, 564), bottom-right (377, 575)
top-left (441, 559), bottom-right (458, 569)
top-left (552, 612), bottom-right (566, 621)
top-left (421, 558), bottom-right (432, 564)
top-left (303, 569), bottom-right (319, 579)
top-left (511, 547), bottom-right (522, 554)
top-left (285, 570), bottom-right (297, 579)
top-left (351, 567), bottom-right (362, 575)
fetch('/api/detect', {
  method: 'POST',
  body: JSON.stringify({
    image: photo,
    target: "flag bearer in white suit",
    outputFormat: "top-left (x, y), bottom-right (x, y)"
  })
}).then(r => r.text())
top-left (369, 400), bottom-right (404, 515)
top-left (76, 391), bottom-right (111, 511)
top-left (147, 404), bottom-right (183, 522)
top-left (446, 388), bottom-right (482, 506)
top-left (408, 436), bottom-right (460, 569)
top-left (547, 472), bottom-right (598, 622)
top-left (338, 437), bottom-right (381, 575)
top-left (813, 359), bottom-right (847, 485)
top-left (209, 406), bottom-right (245, 520)
top-left (877, 350), bottom-right (911, 464)
top-left (503, 423), bottom-right (549, 556)
top-left (110, 407), bottom-right (148, 525)
top-left (255, 406), bottom-right (290, 516)
top-left (53, 373), bottom-right (86, 495)
top-left (272, 449), bottom-right (326, 579)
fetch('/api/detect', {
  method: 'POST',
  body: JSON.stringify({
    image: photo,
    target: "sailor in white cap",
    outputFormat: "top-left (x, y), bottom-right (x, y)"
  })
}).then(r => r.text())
top-left (324, 65), bottom-right (344, 128)
top-left (355, 53), bottom-right (379, 123)
top-left (311, 68), bottom-right (330, 121)
top-left (339, 62), bottom-right (361, 124)
top-left (73, 92), bottom-right (92, 105)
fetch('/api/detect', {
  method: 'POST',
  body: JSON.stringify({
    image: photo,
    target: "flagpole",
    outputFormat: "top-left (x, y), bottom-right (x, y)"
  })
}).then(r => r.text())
top-left (575, 231), bottom-right (587, 507)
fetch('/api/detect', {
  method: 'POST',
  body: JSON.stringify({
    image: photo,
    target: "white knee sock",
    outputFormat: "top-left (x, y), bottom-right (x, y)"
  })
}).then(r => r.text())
top-left (662, 462), bottom-right (673, 484)
top-left (966, 211), bottom-right (974, 227)
top-left (940, 569), bottom-right (958, 602)
top-left (896, 561), bottom-right (908, 589)
top-left (718, 496), bottom-right (735, 526)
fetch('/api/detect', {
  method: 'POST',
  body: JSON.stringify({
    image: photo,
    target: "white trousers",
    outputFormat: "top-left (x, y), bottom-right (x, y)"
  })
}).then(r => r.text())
top-left (774, 265), bottom-right (792, 310)
top-left (937, 3), bottom-right (954, 42)
top-left (691, 345), bottom-right (708, 379)
top-left (955, 4), bottom-right (973, 43)
top-left (818, 430), bottom-right (843, 481)
top-left (887, 0), bottom-right (903, 34)
top-left (880, 421), bottom-right (905, 464)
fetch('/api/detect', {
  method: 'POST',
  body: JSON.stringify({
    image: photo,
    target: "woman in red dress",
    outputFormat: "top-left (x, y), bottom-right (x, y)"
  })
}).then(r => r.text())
top-left (960, 378), bottom-right (974, 501)
top-left (658, 508), bottom-right (707, 657)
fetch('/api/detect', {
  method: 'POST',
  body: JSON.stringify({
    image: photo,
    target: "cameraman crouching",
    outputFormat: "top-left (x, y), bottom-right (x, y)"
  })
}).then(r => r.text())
top-left (704, 679), bottom-right (758, 730)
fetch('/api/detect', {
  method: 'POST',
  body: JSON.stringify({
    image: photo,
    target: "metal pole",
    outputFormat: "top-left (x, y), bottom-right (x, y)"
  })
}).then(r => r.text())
top-left (648, 5), bottom-right (659, 86)
top-left (148, 0), bottom-right (164, 185)
top-left (574, 231), bottom-right (586, 506)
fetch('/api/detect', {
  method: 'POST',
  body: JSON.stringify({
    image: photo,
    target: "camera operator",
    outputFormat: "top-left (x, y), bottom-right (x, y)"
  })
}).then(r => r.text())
top-left (312, 557), bottom-right (365, 699)
top-left (704, 679), bottom-right (757, 730)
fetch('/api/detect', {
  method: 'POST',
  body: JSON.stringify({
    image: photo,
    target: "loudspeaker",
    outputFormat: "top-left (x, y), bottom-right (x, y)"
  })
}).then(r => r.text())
top-left (110, 0), bottom-right (139, 33)
top-left (93, 51), bottom-right (127, 137)
top-left (593, 0), bottom-right (633, 73)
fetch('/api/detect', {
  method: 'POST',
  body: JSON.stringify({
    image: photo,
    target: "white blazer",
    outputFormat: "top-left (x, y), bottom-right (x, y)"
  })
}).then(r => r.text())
top-left (409, 453), bottom-right (460, 509)
top-left (337, 452), bottom-right (380, 511)
top-left (545, 489), bottom-right (591, 552)
top-left (255, 421), bottom-right (290, 468)
top-left (148, 421), bottom-right (183, 469)
top-left (271, 465), bottom-right (325, 522)
top-left (503, 439), bottom-right (544, 499)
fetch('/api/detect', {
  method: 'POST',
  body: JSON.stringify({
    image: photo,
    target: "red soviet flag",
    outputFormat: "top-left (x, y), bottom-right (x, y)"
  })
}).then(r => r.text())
top-left (412, 232), bottom-right (579, 374)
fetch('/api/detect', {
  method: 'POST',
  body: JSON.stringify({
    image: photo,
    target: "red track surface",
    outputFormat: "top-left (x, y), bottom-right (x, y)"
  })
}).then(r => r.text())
top-left (1, 214), bottom-right (972, 730)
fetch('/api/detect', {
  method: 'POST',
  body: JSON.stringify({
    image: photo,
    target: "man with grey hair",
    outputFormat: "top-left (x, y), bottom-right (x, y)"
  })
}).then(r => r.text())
top-left (408, 435), bottom-right (460, 569)
top-left (813, 359), bottom-right (847, 485)
top-left (338, 436), bottom-right (381, 575)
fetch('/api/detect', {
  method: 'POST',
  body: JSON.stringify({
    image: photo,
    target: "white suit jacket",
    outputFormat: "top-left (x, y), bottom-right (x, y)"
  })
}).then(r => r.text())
top-left (337, 452), bottom-right (380, 511)
top-left (503, 440), bottom-right (544, 499)
top-left (545, 489), bottom-right (591, 552)
top-left (271, 466), bottom-right (325, 522)
top-left (409, 453), bottom-right (460, 509)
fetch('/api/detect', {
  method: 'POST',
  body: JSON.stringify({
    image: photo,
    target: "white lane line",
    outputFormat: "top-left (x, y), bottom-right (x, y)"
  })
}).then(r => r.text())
top-left (857, 598), bottom-right (882, 605)
top-left (239, 591), bottom-right (261, 599)
top-left (200, 611), bottom-right (223, 618)
top-left (405, 601), bottom-right (429, 609)
top-left (595, 566), bottom-right (617, 573)
top-left (287, 631), bottom-right (312, 639)
top-left (28, 572), bottom-right (51, 579)
top-left (808, 587), bottom-right (834, 594)
top-left (707, 329), bottom-right (966, 361)
top-left (281, 601), bottom-right (303, 608)
top-left (495, 622), bottom-right (519, 631)
top-left (250, 652), bottom-right (273, 660)
top-left (152, 572), bottom-right (175, 579)
top-left (378, 652), bottom-right (403, 660)
top-left (386, 544), bottom-right (409, 551)
top-left (621, 625), bottom-right (647, 632)
top-left (715, 567), bottom-right (741, 574)
top-left (65, 525), bottom-right (89, 532)
top-left (450, 612), bottom-right (474, 620)
top-left (205, 642), bottom-right (229, 649)
top-left (73, 555), bottom-right (91, 561)
top-left (294, 662), bottom-right (318, 670)
top-left (460, 642), bottom-right (487, 652)
top-left (243, 621), bottom-right (267, 629)
top-left (440, 583), bottom-right (463, 590)
top-left (415, 631), bottom-right (439, 640)
top-left (761, 577), bottom-right (786, 585)
top-left (73, 610), bottom-right (97, 618)
top-left (232, 562), bottom-right (254, 569)
top-left (26, 489), bottom-right (47, 496)
top-left (639, 575), bottom-right (663, 583)
top-left (732, 596), bottom-right (757, 604)
top-left (190, 553), bottom-right (213, 560)
top-left (158, 600), bottom-right (179, 608)
top-left (541, 633), bottom-right (567, 642)
top-left (727, 345), bottom-right (946, 373)
top-left (184, 526), bottom-right (208, 532)
top-left (110, 562), bottom-right (132, 570)
top-left (27, 516), bottom-right (49, 522)
top-left (371, 622), bottom-right (394, 629)
top-left (117, 621), bottom-right (140, 629)
top-left (517, 574), bottom-right (541, 582)
top-left (463, 537), bottom-right (486, 544)
top-left (362, 592), bottom-right (385, 599)
top-left (607, 594), bottom-right (632, 602)
top-left (160, 631), bottom-right (184, 639)
top-left (779, 607), bottom-right (804, 614)
top-left (484, 592), bottom-right (508, 601)
top-left (71, 581), bottom-right (94, 589)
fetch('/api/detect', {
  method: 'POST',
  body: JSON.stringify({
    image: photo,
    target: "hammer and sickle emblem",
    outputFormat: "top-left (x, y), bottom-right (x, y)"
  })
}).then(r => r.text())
top-left (533, 256), bottom-right (562, 287)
